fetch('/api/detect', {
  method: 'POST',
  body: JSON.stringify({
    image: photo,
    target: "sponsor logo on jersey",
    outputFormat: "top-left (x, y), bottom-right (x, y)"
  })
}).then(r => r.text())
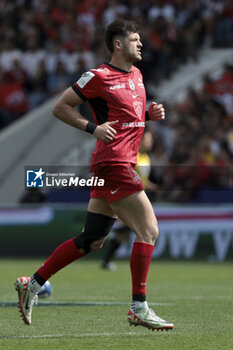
top-left (122, 122), bottom-right (145, 128)
top-left (133, 101), bottom-right (143, 120)
top-left (109, 84), bottom-right (125, 90)
top-left (137, 77), bottom-right (144, 87)
top-left (128, 79), bottom-right (135, 91)
top-left (76, 71), bottom-right (95, 88)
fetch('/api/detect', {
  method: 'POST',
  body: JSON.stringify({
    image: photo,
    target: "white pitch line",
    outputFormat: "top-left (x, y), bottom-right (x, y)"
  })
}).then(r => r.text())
top-left (163, 295), bottom-right (233, 301)
top-left (0, 301), bottom-right (174, 308)
top-left (0, 332), bottom-right (152, 340)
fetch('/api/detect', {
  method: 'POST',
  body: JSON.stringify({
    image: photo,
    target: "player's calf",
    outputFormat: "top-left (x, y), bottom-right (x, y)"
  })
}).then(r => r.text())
top-left (90, 239), bottom-right (105, 251)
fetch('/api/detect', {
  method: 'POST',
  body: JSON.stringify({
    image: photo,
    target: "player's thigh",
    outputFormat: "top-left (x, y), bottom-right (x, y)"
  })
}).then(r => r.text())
top-left (109, 191), bottom-right (158, 244)
top-left (87, 197), bottom-right (117, 218)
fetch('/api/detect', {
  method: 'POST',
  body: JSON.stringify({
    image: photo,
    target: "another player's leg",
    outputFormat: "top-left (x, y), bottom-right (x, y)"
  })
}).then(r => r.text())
top-left (110, 190), bottom-right (174, 331)
top-left (15, 199), bottom-right (116, 325)
top-left (101, 222), bottom-right (130, 271)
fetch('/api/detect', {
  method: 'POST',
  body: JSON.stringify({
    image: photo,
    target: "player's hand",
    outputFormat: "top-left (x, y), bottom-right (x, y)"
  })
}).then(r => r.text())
top-left (147, 102), bottom-right (165, 121)
top-left (93, 120), bottom-right (118, 143)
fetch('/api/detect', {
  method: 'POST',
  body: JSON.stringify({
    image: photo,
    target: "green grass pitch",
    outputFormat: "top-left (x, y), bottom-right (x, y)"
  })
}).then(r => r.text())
top-left (0, 259), bottom-right (232, 350)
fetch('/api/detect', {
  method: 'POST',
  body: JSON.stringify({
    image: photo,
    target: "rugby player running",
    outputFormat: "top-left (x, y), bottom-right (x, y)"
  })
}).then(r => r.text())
top-left (15, 19), bottom-right (174, 331)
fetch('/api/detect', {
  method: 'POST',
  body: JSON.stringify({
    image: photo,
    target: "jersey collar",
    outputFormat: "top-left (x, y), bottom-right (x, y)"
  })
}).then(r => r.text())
top-left (105, 63), bottom-right (131, 74)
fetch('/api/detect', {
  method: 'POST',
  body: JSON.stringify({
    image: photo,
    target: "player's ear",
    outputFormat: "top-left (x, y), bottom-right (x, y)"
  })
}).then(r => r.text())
top-left (114, 39), bottom-right (123, 51)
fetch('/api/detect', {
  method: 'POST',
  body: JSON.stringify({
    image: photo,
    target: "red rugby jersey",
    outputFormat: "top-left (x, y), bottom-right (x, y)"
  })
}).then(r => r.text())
top-left (72, 63), bottom-right (146, 166)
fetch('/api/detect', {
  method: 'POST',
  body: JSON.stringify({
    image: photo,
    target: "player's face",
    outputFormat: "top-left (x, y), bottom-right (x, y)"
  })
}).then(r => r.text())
top-left (122, 32), bottom-right (143, 63)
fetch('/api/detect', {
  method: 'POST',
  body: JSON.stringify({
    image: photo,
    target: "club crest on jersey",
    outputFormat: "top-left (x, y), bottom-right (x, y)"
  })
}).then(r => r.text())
top-left (133, 101), bottom-right (143, 120)
top-left (128, 79), bottom-right (135, 91)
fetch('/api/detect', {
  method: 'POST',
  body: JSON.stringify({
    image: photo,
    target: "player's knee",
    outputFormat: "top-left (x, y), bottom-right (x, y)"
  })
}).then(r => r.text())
top-left (74, 212), bottom-right (116, 254)
top-left (90, 239), bottom-right (105, 251)
top-left (144, 223), bottom-right (159, 244)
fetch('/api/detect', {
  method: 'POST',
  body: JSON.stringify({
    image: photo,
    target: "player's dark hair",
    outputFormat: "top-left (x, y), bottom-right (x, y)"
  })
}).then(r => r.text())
top-left (105, 19), bottom-right (139, 53)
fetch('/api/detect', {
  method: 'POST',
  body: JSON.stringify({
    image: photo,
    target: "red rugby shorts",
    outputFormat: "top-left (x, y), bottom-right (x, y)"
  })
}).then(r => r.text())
top-left (90, 163), bottom-right (144, 203)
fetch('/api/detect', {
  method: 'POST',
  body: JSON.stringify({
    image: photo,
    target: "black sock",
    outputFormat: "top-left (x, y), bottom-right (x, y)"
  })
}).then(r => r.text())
top-left (33, 272), bottom-right (47, 286)
top-left (133, 294), bottom-right (146, 302)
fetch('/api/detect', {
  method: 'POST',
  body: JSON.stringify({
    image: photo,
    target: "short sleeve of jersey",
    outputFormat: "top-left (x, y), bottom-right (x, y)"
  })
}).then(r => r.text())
top-left (72, 71), bottom-right (100, 101)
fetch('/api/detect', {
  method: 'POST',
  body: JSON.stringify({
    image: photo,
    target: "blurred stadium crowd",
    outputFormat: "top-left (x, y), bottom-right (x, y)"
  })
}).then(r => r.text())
top-left (148, 62), bottom-right (233, 202)
top-left (1, 0), bottom-right (233, 203)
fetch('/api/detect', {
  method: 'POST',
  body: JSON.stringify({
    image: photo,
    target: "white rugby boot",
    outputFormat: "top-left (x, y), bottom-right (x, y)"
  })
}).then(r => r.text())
top-left (14, 276), bottom-right (38, 325)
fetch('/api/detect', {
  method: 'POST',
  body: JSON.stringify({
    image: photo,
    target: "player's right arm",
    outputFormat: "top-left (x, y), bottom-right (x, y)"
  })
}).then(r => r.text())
top-left (53, 87), bottom-right (117, 143)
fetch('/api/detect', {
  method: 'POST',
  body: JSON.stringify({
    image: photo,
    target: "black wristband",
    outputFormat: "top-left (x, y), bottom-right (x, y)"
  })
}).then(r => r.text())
top-left (85, 122), bottom-right (97, 134)
top-left (145, 111), bottom-right (150, 121)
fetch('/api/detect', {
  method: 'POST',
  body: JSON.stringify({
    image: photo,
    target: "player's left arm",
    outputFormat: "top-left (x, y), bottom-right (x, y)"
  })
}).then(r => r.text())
top-left (146, 102), bottom-right (165, 121)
